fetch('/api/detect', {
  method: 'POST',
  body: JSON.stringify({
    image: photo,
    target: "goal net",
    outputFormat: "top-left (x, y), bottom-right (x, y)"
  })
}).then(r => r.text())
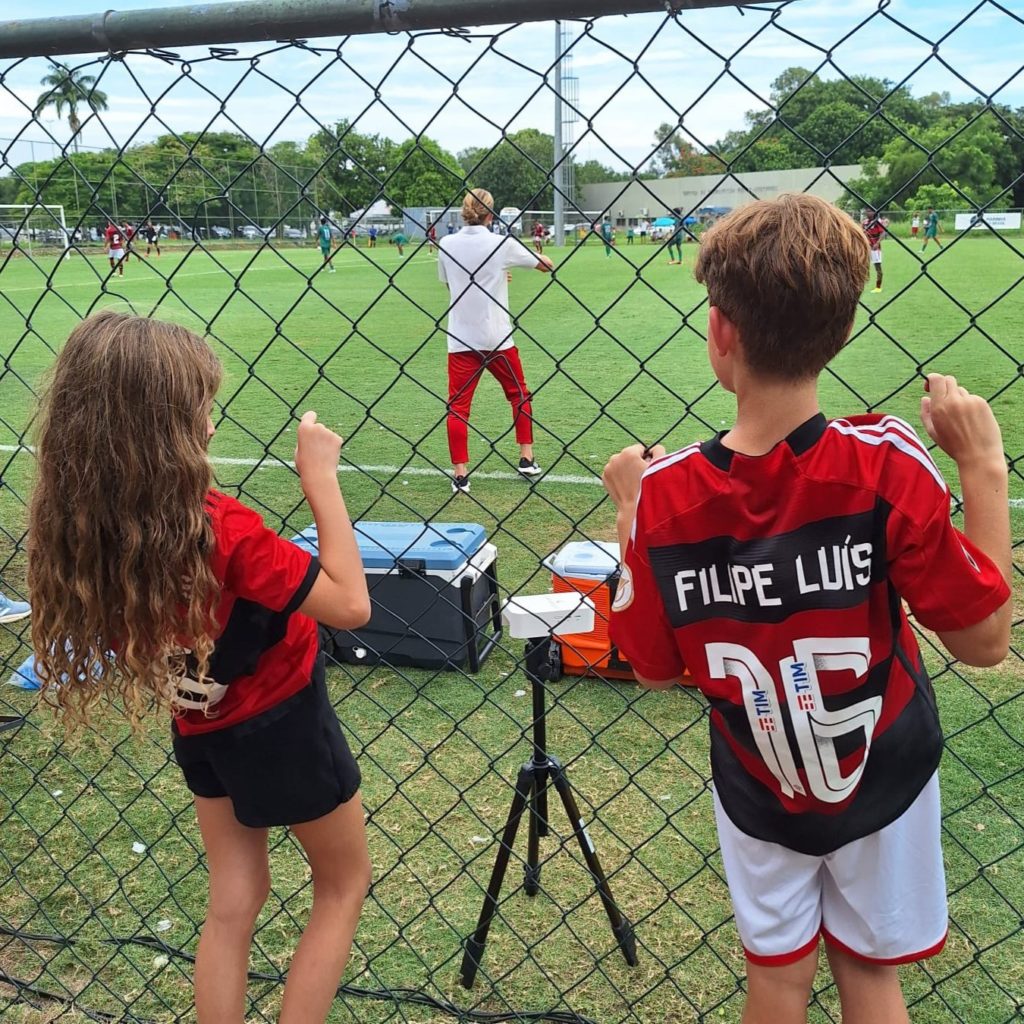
top-left (0, 204), bottom-right (70, 258)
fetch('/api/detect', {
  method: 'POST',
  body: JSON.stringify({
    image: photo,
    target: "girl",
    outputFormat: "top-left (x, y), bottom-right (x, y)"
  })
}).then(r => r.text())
top-left (28, 310), bottom-right (372, 1024)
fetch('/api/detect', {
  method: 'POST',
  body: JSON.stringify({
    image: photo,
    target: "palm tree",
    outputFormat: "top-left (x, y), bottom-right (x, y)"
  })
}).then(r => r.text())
top-left (35, 68), bottom-right (109, 152)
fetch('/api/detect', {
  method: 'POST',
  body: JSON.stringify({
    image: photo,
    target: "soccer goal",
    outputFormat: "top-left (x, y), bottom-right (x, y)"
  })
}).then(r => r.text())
top-left (0, 204), bottom-right (71, 259)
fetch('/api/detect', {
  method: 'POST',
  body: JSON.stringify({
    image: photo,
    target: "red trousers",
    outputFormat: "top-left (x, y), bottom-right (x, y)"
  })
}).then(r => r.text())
top-left (447, 347), bottom-right (533, 465)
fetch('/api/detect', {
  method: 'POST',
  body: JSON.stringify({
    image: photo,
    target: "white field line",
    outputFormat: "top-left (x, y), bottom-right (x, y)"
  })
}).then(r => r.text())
top-left (0, 444), bottom-right (601, 487)
top-left (2, 443), bottom-right (1022, 504)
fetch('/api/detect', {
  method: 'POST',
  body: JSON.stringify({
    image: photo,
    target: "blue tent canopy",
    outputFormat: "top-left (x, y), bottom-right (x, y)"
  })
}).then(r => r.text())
top-left (653, 215), bottom-right (698, 227)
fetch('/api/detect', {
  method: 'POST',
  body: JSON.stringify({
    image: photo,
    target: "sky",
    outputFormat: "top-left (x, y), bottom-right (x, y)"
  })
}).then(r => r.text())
top-left (1, 0), bottom-right (1022, 174)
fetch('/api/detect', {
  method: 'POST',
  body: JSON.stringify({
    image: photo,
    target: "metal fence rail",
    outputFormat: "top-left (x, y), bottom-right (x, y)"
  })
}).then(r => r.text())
top-left (1, 1), bottom-right (1022, 1021)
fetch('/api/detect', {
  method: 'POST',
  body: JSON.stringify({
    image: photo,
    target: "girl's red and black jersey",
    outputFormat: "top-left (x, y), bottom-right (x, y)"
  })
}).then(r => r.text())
top-left (611, 414), bottom-right (1008, 855)
top-left (173, 491), bottom-right (321, 736)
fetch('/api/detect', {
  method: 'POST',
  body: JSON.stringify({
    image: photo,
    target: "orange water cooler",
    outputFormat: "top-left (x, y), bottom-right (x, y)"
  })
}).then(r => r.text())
top-left (545, 541), bottom-right (637, 681)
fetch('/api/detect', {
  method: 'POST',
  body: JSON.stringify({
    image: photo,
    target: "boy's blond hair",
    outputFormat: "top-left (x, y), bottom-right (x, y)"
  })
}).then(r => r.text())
top-left (695, 194), bottom-right (869, 379)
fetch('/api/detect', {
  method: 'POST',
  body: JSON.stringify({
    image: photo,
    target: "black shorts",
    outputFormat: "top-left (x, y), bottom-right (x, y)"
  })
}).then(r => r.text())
top-left (172, 657), bottom-right (361, 828)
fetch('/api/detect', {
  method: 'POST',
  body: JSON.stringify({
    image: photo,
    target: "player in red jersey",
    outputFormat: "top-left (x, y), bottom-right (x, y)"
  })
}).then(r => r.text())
top-left (604, 195), bottom-right (1011, 1024)
top-left (122, 222), bottom-right (139, 262)
top-left (862, 208), bottom-right (885, 292)
top-left (28, 311), bottom-right (373, 1024)
top-left (104, 222), bottom-right (125, 275)
top-left (532, 220), bottom-right (546, 255)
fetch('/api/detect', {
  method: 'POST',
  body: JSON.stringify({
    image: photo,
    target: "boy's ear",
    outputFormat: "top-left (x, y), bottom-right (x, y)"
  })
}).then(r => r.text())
top-left (708, 305), bottom-right (739, 358)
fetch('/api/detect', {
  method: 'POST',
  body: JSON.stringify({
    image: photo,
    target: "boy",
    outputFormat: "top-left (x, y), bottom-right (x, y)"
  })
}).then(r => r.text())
top-left (317, 216), bottom-right (336, 273)
top-left (604, 193), bottom-right (1010, 1024)
top-left (391, 231), bottom-right (407, 256)
top-left (922, 207), bottom-right (943, 252)
top-left (862, 208), bottom-right (885, 292)
top-left (601, 216), bottom-right (613, 257)
top-left (910, 211), bottom-right (920, 238)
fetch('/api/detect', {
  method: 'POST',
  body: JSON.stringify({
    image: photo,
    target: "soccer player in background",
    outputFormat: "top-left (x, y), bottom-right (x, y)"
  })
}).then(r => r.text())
top-left (600, 216), bottom-right (614, 257)
top-left (862, 208), bottom-right (885, 292)
top-left (604, 193), bottom-right (1010, 1024)
top-left (438, 188), bottom-right (553, 493)
top-left (317, 216), bottom-right (335, 273)
top-left (122, 222), bottom-right (138, 261)
top-left (367, 225), bottom-right (377, 248)
top-left (911, 211), bottom-right (920, 238)
top-left (532, 220), bottom-right (546, 255)
top-left (143, 221), bottom-right (161, 258)
top-left (922, 207), bottom-right (943, 252)
top-left (104, 222), bottom-right (125, 276)
top-left (667, 208), bottom-right (685, 265)
top-left (427, 222), bottom-right (438, 254)
top-left (390, 230), bottom-right (407, 256)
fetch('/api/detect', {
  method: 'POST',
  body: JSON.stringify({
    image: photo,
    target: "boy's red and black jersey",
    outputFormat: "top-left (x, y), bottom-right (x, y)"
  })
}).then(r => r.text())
top-left (173, 491), bottom-right (321, 736)
top-left (611, 414), bottom-right (1008, 855)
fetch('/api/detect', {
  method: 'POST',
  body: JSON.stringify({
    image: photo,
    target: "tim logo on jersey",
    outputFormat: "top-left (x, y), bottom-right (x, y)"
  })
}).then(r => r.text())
top-left (648, 508), bottom-right (887, 627)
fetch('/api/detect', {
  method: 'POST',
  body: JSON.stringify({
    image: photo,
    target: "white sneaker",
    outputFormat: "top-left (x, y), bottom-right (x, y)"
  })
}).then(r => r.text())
top-left (517, 458), bottom-right (542, 477)
top-left (0, 593), bottom-right (30, 623)
top-left (452, 474), bottom-right (471, 494)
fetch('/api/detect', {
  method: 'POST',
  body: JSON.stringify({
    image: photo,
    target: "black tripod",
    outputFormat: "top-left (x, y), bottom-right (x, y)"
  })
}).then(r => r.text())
top-left (460, 636), bottom-right (637, 988)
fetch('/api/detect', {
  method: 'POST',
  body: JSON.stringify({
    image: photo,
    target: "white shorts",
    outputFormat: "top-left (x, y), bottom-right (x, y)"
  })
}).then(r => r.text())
top-left (870, 249), bottom-right (883, 264)
top-left (714, 772), bottom-right (947, 966)
top-left (108, 248), bottom-right (125, 260)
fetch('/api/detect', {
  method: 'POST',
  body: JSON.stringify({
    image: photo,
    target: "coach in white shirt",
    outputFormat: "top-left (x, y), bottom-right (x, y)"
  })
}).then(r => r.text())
top-left (438, 188), bottom-right (554, 493)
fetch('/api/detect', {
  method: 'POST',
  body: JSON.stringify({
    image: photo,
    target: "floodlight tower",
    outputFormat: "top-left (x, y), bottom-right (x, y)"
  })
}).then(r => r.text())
top-left (553, 22), bottom-right (578, 247)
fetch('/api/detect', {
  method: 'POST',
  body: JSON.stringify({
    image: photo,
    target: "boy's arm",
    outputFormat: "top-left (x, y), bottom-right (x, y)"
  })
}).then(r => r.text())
top-left (294, 412), bottom-right (372, 631)
top-left (605, 444), bottom-right (689, 689)
top-left (613, 502), bottom-right (684, 690)
top-left (921, 375), bottom-right (1011, 666)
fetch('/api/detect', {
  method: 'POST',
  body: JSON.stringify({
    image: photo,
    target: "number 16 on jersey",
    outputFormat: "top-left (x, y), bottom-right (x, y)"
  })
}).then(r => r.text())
top-left (707, 638), bottom-right (881, 805)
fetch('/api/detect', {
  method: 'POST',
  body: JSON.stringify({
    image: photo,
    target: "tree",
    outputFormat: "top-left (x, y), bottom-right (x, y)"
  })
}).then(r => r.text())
top-left (573, 160), bottom-right (631, 188)
top-left (35, 68), bottom-right (108, 152)
top-left (312, 120), bottom-right (396, 214)
top-left (458, 129), bottom-right (555, 210)
top-left (650, 123), bottom-right (723, 176)
top-left (385, 137), bottom-right (464, 210)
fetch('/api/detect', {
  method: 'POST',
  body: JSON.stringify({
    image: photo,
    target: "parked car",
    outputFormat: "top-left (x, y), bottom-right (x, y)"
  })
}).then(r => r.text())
top-left (282, 225), bottom-right (306, 239)
top-left (238, 224), bottom-right (271, 240)
top-left (210, 225), bottom-right (232, 239)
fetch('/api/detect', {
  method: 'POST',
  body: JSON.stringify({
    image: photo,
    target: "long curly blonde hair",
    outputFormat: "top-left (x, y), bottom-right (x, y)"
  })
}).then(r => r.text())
top-left (29, 310), bottom-right (223, 731)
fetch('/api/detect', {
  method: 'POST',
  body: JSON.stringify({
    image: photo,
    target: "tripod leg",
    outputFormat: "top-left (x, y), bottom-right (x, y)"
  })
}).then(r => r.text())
top-left (525, 770), bottom-right (542, 896)
top-left (460, 762), bottom-right (534, 988)
top-left (548, 757), bottom-right (638, 967)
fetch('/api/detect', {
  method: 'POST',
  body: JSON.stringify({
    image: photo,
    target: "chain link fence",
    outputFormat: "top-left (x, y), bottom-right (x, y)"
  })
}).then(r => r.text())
top-left (0, 0), bottom-right (1022, 1021)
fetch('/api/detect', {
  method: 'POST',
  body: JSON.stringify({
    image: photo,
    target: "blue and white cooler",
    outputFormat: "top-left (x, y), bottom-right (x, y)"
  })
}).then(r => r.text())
top-left (293, 521), bottom-right (500, 672)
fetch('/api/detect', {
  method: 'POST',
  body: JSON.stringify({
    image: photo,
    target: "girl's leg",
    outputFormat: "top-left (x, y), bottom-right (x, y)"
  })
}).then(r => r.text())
top-left (825, 945), bottom-right (909, 1024)
top-left (279, 796), bottom-right (371, 1024)
top-left (742, 948), bottom-right (818, 1024)
top-left (193, 797), bottom-right (270, 1024)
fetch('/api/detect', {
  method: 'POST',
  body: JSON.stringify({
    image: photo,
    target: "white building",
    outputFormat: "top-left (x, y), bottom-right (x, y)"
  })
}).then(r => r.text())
top-left (582, 164), bottom-right (864, 226)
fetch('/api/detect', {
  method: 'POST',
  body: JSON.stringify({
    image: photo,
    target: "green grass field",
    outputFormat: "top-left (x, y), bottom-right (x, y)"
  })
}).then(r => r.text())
top-left (0, 234), bottom-right (1022, 1023)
